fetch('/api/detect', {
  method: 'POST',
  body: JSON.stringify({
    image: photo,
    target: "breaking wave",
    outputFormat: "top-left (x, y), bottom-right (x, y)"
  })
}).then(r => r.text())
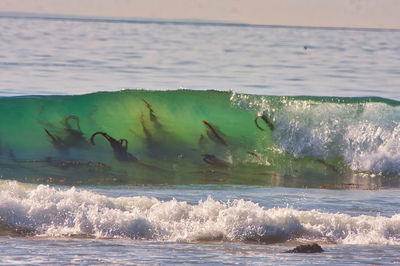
top-left (1, 90), bottom-right (400, 186)
top-left (1, 181), bottom-right (399, 245)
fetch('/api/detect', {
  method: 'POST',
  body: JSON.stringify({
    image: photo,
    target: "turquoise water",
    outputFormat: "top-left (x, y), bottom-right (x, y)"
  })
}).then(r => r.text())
top-left (1, 91), bottom-right (400, 188)
top-left (1, 14), bottom-right (400, 265)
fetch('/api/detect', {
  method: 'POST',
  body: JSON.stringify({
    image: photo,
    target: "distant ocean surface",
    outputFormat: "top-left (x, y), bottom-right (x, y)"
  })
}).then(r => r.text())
top-left (1, 13), bottom-right (400, 99)
top-left (1, 14), bottom-right (400, 265)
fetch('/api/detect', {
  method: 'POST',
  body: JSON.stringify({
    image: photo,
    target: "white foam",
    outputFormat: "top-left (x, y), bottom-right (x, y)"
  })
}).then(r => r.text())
top-left (1, 181), bottom-right (399, 245)
top-left (344, 120), bottom-right (400, 175)
top-left (231, 94), bottom-right (400, 175)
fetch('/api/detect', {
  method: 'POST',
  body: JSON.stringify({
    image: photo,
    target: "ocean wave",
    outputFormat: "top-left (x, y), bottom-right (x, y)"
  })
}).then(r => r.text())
top-left (1, 90), bottom-right (400, 186)
top-left (1, 181), bottom-right (399, 245)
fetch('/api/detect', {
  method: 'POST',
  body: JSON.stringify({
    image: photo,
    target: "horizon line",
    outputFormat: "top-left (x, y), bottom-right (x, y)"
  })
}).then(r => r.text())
top-left (1, 11), bottom-right (399, 32)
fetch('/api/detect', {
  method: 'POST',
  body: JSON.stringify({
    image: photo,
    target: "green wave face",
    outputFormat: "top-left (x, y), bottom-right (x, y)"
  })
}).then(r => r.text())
top-left (1, 90), bottom-right (399, 188)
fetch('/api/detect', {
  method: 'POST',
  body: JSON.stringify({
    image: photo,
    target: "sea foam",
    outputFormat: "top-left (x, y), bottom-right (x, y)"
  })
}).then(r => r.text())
top-left (1, 181), bottom-right (399, 245)
top-left (232, 93), bottom-right (400, 175)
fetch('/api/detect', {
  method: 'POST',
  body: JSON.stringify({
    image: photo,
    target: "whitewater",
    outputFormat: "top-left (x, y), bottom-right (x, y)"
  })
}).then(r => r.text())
top-left (1, 180), bottom-right (400, 245)
top-left (1, 14), bottom-right (400, 264)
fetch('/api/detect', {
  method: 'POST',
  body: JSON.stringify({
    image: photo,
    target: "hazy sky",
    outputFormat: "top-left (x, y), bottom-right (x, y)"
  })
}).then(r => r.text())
top-left (0, 0), bottom-right (399, 29)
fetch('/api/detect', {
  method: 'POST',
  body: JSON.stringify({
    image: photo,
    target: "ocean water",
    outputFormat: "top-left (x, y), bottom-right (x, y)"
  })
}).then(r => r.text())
top-left (1, 14), bottom-right (400, 265)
